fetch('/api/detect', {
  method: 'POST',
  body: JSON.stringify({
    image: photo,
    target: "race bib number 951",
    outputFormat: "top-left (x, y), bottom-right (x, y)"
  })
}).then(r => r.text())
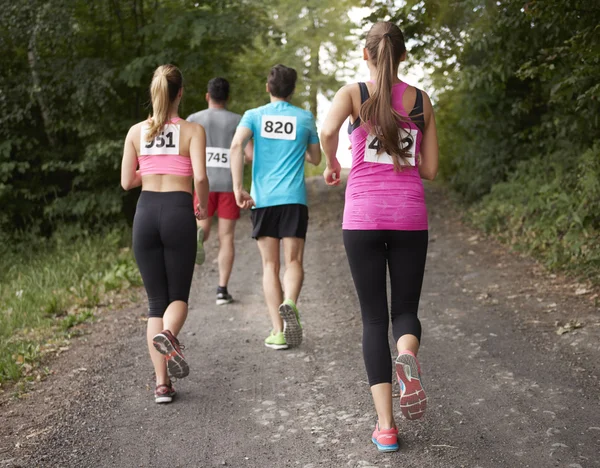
top-left (261, 115), bottom-right (297, 140)
top-left (364, 128), bottom-right (418, 166)
top-left (206, 147), bottom-right (230, 168)
top-left (140, 124), bottom-right (180, 155)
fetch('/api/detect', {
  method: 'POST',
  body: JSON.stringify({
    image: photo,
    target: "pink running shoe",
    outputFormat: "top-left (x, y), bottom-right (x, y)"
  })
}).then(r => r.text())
top-left (371, 423), bottom-right (399, 452)
top-left (396, 350), bottom-right (427, 420)
top-left (152, 330), bottom-right (189, 379)
top-left (155, 381), bottom-right (176, 404)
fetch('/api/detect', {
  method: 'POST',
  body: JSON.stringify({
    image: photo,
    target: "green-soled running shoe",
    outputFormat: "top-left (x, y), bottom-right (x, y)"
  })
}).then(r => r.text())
top-left (279, 299), bottom-right (303, 348)
top-left (264, 331), bottom-right (288, 350)
top-left (195, 227), bottom-right (205, 265)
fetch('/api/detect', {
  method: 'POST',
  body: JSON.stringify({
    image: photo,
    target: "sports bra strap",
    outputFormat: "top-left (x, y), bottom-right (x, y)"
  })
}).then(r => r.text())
top-left (358, 82), bottom-right (370, 104)
top-left (409, 90), bottom-right (425, 133)
top-left (169, 117), bottom-right (182, 124)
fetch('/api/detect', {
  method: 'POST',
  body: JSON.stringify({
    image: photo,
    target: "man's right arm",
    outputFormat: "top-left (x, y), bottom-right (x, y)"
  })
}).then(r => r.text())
top-left (305, 113), bottom-right (322, 166)
top-left (305, 143), bottom-right (322, 166)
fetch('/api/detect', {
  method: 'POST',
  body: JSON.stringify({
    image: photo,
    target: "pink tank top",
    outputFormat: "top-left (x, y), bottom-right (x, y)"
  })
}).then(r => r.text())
top-left (138, 117), bottom-right (193, 177)
top-left (343, 82), bottom-right (428, 231)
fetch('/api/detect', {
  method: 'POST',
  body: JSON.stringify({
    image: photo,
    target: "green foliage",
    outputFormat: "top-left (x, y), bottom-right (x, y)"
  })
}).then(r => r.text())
top-left (370, 0), bottom-right (600, 278)
top-left (0, 228), bottom-right (141, 384)
top-left (470, 144), bottom-right (600, 279)
top-left (1, 0), bottom-right (355, 241)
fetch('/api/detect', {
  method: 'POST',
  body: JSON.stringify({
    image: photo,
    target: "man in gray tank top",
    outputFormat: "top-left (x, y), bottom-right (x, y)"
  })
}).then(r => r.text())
top-left (187, 77), bottom-right (252, 305)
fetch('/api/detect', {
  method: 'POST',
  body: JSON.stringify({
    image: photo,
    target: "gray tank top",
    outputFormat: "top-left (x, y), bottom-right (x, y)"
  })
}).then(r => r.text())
top-left (186, 108), bottom-right (241, 193)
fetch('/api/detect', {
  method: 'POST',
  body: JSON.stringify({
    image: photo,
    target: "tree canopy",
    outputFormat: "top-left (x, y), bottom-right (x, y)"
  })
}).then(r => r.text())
top-left (1, 0), bottom-right (356, 242)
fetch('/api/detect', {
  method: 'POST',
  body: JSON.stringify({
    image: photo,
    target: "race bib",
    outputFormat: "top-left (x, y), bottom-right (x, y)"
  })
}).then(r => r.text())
top-left (206, 147), bottom-right (230, 168)
top-left (261, 115), bottom-right (297, 140)
top-left (140, 124), bottom-right (180, 155)
top-left (364, 128), bottom-right (418, 166)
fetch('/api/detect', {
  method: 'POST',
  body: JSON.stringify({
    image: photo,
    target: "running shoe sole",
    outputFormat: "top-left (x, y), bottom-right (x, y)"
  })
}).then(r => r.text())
top-left (279, 303), bottom-right (302, 348)
top-left (264, 342), bottom-right (289, 350)
top-left (155, 395), bottom-right (174, 404)
top-left (216, 298), bottom-right (233, 306)
top-left (371, 437), bottom-right (399, 452)
top-left (153, 334), bottom-right (190, 379)
top-left (396, 353), bottom-right (427, 420)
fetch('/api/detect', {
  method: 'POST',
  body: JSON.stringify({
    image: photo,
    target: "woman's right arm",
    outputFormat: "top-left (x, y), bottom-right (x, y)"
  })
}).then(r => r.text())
top-left (418, 91), bottom-right (439, 181)
top-left (320, 85), bottom-right (354, 185)
top-left (189, 124), bottom-right (209, 218)
top-left (121, 126), bottom-right (141, 190)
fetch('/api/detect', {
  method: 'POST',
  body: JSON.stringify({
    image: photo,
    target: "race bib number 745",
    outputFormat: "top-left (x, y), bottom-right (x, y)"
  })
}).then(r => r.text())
top-left (206, 147), bottom-right (230, 168)
top-left (364, 128), bottom-right (418, 166)
top-left (261, 115), bottom-right (297, 140)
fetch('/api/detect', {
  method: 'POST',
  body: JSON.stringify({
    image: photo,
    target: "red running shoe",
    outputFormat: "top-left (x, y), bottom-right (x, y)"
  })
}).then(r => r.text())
top-left (371, 423), bottom-right (399, 452)
top-left (152, 330), bottom-right (189, 379)
top-left (155, 381), bottom-right (176, 404)
top-left (396, 350), bottom-right (427, 420)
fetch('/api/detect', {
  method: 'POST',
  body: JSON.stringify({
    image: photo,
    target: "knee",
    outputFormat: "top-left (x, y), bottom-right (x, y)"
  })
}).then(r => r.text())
top-left (148, 298), bottom-right (168, 319)
top-left (284, 257), bottom-right (303, 270)
top-left (262, 260), bottom-right (280, 276)
top-left (218, 232), bottom-right (234, 249)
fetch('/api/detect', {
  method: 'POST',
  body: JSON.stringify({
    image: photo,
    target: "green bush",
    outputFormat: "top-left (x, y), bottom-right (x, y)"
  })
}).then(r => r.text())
top-left (373, 0), bottom-right (600, 280)
top-left (470, 144), bottom-right (600, 279)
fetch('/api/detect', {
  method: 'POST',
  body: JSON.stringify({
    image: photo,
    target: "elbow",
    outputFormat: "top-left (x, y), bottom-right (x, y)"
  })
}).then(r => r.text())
top-left (230, 141), bottom-right (243, 153)
top-left (421, 168), bottom-right (438, 181)
top-left (306, 151), bottom-right (322, 166)
top-left (319, 129), bottom-right (336, 143)
top-left (194, 173), bottom-right (208, 186)
top-left (121, 179), bottom-right (132, 191)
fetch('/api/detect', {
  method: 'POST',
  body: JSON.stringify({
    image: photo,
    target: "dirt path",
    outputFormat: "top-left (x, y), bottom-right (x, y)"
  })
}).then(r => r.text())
top-left (1, 178), bottom-right (599, 468)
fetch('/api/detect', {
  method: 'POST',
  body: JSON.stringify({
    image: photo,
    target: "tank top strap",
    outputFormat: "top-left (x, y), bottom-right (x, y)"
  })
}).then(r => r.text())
top-left (396, 81), bottom-right (409, 92)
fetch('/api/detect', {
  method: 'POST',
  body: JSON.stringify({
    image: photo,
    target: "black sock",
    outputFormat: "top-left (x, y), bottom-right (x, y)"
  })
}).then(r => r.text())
top-left (217, 285), bottom-right (228, 294)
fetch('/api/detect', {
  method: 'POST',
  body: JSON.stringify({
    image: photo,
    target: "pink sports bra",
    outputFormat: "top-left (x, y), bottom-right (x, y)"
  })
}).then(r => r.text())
top-left (138, 117), bottom-right (193, 177)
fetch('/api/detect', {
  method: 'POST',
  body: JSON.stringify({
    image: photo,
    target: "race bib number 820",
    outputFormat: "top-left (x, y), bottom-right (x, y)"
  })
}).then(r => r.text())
top-left (261, 115), bottom-right (297, 140)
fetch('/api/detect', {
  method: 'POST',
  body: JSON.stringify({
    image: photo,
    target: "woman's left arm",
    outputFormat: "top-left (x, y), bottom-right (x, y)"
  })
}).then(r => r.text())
top-left (418, 91), bottom-right (439, 181)
top-left (121, 126), bottom-right (141, 190)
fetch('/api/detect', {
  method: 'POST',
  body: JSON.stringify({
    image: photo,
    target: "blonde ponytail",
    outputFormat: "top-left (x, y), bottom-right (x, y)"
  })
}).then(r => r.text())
top-left (146, 64), bottom-right (183, 141)
top-left (359, 22), bottom-right (414, 171)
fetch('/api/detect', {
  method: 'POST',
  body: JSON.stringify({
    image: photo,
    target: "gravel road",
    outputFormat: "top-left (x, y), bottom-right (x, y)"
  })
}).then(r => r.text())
top-left (1, 177), bottom-right (599, 468)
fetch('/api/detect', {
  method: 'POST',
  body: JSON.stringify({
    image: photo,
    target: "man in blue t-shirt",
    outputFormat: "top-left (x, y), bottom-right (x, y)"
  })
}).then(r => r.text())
top-left (230, 64), bottom-right (321, 351)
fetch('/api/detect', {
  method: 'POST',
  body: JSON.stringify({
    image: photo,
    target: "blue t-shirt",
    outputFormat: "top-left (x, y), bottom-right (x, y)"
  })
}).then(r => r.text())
top-left (238, 101), bottom-right (320, 209)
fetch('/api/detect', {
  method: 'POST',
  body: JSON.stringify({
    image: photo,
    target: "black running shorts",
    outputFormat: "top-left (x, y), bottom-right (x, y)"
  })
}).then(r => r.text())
top-left (250, 204), bottom-right (309, 239)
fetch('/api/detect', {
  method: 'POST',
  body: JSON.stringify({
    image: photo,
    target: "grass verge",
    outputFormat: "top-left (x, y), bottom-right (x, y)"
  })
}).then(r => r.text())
top-left (0, 228), bottom-right (142, 388)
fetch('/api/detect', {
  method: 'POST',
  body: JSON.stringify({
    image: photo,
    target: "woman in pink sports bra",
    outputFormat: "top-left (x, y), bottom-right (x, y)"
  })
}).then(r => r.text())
top-left (121, 64), bottom-right (209, 404)
top-left (320, 22), bottom-right (439, 452)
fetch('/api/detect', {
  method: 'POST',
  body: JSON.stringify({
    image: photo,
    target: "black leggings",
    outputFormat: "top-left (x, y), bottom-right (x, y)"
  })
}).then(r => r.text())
top-left (133, 191), bottom-right (197, 318)
top-left (343, 230), bottom-right (428, 386)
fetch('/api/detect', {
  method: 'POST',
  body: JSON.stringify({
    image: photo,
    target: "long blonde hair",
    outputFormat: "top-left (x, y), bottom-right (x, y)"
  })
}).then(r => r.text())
top-left (146, 64), bottom-right (183, 141)
top-left (359, 22), bottom-right (414, 170)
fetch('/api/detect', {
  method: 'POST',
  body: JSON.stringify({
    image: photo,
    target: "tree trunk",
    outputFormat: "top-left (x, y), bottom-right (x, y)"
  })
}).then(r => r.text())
top-left (309, 44), bottom-right (320, 118)
top-left (27, 6), bottom-right (56, 147)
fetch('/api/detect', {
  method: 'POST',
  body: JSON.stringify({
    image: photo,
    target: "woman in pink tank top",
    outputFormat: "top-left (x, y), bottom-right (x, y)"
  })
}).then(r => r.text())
top-left (320, 22), bottom-right (439, 452)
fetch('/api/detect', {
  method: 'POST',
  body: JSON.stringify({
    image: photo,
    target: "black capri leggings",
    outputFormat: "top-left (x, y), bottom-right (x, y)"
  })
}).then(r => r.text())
top-left (133, 191), bottom-right (197, 318)
top-left (343, 230), bottom-right (428, 387)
